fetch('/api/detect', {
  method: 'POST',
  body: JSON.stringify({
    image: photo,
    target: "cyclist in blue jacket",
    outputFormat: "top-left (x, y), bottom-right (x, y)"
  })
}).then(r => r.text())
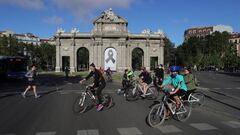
top-left (160, 66), bottom-right (188, 109)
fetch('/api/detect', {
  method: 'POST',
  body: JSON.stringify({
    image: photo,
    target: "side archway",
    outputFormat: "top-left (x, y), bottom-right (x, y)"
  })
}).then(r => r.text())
top-left (132, 47), bottom-right (144, 70)
top-left (77, 47), bottom-right (89, 71)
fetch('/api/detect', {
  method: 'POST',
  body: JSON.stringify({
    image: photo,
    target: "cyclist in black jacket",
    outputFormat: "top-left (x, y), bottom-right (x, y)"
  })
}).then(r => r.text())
top-left (139, 67), bottom-right (152, 97)
top-left (80, 63), bottom-right (106, 111)
top-left (154, 64), bottom-right (164, 86)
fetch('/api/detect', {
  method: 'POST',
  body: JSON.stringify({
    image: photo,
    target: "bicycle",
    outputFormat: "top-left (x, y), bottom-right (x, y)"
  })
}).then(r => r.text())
top-left (125, 79), bottom-right (159, 101)
top-left (105, 72), bottom-right (113, 82)
top-left (147, 88), bottom-right (192, 127)
top-left (72, 84), bottom-right (113, 113)
top-left (183, 90), bottom-right (205, 108)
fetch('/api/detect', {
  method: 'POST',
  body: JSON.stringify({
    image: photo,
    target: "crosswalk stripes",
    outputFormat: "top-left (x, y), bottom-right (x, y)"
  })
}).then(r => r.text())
top-left (189, 123), bottom-right (218, 131)
top-left (35, 132), bottom-right (56, 135)
top-left (117, 127), bottom-right (142, 135)
top-left (1, 121), bottom-right (240, 135)
top-left (156, 125), bottom-right (182, 133)
top-left (77, 129), bottom-right (99, 135)
top-left (222, 121), bottom-right (240, 128)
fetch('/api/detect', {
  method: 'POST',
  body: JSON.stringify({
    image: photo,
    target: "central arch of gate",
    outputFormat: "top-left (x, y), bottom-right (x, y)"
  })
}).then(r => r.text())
top-left (55, 8), bottom-right (165, 72)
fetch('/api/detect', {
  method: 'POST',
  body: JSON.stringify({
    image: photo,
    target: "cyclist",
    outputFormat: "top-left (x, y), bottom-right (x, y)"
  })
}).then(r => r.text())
top-left (184, 67), bottom-right (197, 96)
top-left (118, 68), bottom-right (135, 95)
top-left (139, 67), bottom-right (152, 97)
top-left (160, 66), bottom-right (188, 109)
top-left (80, 63), bottom-right (106, 111)
top-left (154, 64), bottom-right (164, 86)
top-left (105, 67), bottom-right (112, 81)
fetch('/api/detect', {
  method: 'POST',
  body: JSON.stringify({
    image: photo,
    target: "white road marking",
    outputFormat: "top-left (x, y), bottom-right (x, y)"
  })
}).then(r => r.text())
top-left (117, 127), bottom-right (142, 135)
top-left (190, 123), bottom-right (218, 130)
top-left (35, 132), bottom-right (56, 135)
top-left (156, 125), bottom-right (182, 133)
top-left (77, 129), bottom-right (99, 135)
top-left (0, 134), bottom-right (16, 135)
top-left (223, 121), bottom-right (240, 128)
top-left (213, 88), bottom-right (221, 90)
top-left (59, 90), bottom-right (115, 95)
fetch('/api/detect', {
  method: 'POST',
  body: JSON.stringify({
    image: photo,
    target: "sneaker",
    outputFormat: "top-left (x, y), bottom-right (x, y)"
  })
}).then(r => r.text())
top-left (140, 94), bottom-right (146, 98)
top-left (21, 92), bottom-right (26, 98)
top-left (96, 104), bottom-right (104, 112)
top-left (35, 95), bottom-right (41, 99)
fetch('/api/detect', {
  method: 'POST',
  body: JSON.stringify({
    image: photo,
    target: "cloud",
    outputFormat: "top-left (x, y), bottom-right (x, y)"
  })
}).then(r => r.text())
top-left (52, 0), bottom-right (135, 21)
top-left (43, 16), bottom-right (64, 25)
top-left (0, 0), bottom-right (45, 10)
top-left (173, 17), bottom-right (189, 24)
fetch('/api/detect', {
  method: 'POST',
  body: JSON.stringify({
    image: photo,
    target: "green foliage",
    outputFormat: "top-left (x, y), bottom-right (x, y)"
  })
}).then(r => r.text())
top-left (164, 38), bottom-right (176, 65)
top-left (176, 31), bottom-right (239, 69)
top-left (0, 36), bottom-right (55, 71)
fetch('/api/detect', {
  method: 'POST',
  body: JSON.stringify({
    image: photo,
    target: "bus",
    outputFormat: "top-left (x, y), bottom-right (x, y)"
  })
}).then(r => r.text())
top-left (0, 56), bottom-right (27, 80)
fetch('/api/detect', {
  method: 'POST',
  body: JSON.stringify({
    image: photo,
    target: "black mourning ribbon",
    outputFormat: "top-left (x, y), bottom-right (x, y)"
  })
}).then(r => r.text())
top-left (106, 50), bottom-right (115, 63)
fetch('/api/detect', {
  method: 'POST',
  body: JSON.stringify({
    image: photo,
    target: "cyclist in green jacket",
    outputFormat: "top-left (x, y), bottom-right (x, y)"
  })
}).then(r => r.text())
top-left (184, 67), bottom-right (197, 92)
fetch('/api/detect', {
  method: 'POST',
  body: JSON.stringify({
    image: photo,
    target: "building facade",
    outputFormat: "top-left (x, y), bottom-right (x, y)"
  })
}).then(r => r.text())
top-left (0, 31), bottom-right (40, 45)
top-left (184, 25), bottom-right (233, 40)
top-left (229, 33), bottom-right (240, 57)
top-left (55, 9), bottom-right (165, 72)
top-left (40, 38), bottom-right (56, 45)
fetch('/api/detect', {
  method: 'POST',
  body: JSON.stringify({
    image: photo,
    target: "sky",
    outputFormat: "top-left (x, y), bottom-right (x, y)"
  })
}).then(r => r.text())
top-left (0, 0), bottom-right (239, 46)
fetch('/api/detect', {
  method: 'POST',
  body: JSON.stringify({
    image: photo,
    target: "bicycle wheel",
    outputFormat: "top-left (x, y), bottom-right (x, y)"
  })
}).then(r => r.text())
top-left (176, 101), bottom-right (192, 122)
top-left (148, 102), bottom-right (166, 127)
top-left (189, 92), bottom-right (205, 108)
top-left (72, 95), bottom-right (87, 113)
top-left (102, 93), bottom-right (113, 109)
top-left (146, 86), bottom-right (159, 100)
top-left (125, 87), bottom-right (139, 101)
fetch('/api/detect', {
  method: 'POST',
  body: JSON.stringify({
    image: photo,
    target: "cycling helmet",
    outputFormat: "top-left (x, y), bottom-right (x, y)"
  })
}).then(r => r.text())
top-left (170, 66), bottom-right (180, 72)
top-left (127, 71), bottom-right (134, 78)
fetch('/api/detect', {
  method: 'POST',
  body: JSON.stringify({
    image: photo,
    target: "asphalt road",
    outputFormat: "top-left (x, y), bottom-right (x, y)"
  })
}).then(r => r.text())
top-left (0, 72), bottom-right (240, 135)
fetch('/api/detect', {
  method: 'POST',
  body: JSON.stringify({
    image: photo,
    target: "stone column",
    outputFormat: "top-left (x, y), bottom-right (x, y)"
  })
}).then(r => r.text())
top-left (128, 43), bottom-right (131, 69)
top-left (70, 36), bottom-right (76, 72)
top-left (159, 39), bottom-right (164, 65)
top-left (145, 41), bottom-right (150, 71)
top-left (117, 42), bottom-right (122, 72)
top-left (90, 39), bottom-right (94, 64)
top-left (55, 37), bottom-right (61, 72)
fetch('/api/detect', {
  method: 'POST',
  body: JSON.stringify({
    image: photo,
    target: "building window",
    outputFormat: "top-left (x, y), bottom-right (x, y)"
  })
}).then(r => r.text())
top-left (235, 40), bottom-right (238, 43)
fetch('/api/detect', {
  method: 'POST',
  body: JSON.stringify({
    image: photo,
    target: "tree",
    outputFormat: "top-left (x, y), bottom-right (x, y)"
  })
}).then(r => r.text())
top-left (164, 38), bottom-right (175, 66)
top-left (0, 36), bottom-right (56, 71)
top-left (176, 31), bottom-right (238, 70)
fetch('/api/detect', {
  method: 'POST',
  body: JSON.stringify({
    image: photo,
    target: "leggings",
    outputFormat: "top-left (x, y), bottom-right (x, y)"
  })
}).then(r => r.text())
top-left (96, 82), bottom-right (106, 104)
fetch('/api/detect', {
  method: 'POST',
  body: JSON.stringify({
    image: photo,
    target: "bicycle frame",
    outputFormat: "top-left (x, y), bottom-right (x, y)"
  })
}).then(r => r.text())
top-left (79, 88), bottom-right (97, 106)
top-left (188, 93), bottom-right (200, 102)
top-left (161, 94), bottom-right (188, 116)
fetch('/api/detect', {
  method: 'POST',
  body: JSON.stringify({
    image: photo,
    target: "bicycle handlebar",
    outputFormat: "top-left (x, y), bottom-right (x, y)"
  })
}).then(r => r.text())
top-left (158, 87), bottom-right (171, 95)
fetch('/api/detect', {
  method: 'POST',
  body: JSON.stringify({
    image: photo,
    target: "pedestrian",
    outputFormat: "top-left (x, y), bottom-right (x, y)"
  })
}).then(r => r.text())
top-left (64, 66), bottom-right (70, 78)
top-left (22, 65), bottom-right (40, 98)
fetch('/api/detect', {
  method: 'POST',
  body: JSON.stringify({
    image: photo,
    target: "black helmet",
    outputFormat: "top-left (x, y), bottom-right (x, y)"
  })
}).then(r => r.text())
top-left (90, 63), bottom-right (95, 67)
